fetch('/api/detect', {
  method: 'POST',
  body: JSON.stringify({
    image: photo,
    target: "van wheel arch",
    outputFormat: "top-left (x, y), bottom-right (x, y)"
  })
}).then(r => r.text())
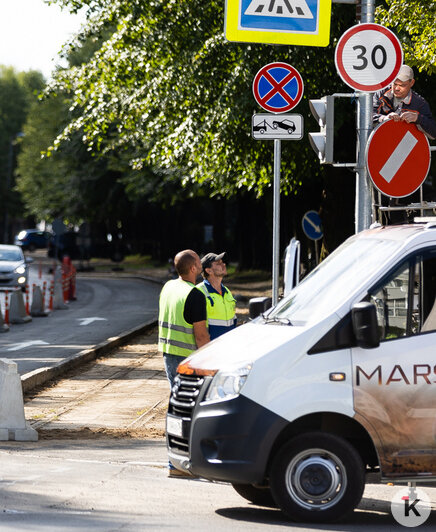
top-left (267, 412), bottom-right (379, 475)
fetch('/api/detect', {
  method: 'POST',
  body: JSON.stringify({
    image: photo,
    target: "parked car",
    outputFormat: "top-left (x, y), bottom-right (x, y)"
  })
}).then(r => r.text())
top-left (14, 229), bottom-right (52, 251)
top-left (0, 245), bottom-right (33, 290)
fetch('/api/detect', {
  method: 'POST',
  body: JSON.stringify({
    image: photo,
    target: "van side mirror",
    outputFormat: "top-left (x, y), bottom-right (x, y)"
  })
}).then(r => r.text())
top-left (352, 302), bottom-right (380, 349)
top-left (249, 297), bottom-right (272, 319)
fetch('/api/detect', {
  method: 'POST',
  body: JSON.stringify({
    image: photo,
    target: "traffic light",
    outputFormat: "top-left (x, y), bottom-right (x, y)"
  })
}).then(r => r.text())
top-left (308, 96), bottom-right (334, 164)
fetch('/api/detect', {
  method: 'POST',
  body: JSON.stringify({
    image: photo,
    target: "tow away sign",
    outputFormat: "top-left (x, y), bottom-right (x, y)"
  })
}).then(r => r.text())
top-left (252, 114), bottom-right (303, 140)
top-left (225, 0), bottom-right (332, 47)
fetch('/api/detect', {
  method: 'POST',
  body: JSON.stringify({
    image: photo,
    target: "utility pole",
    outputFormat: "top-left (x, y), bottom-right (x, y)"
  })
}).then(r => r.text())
top-left (355, 0), bottom-right (375, 232)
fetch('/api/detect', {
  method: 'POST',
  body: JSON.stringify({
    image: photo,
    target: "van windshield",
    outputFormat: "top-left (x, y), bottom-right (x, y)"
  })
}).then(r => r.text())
top-left (268, 237), bottom-right (401, 324)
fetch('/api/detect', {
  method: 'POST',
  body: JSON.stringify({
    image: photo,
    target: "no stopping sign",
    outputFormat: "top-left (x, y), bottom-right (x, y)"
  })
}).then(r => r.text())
top-left (335, 23), bottom-right (403, 92)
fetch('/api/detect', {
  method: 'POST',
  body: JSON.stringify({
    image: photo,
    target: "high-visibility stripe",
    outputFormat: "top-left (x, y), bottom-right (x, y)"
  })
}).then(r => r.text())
top-left (159, 337), bottom-right (197, 351)
top-left (159, 320), bottom-right (193, 335)
top-left (208, 318), bottom-right (235, 327)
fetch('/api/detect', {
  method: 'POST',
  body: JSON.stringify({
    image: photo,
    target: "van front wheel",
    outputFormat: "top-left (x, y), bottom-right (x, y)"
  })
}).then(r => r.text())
top-left (270, 432), bottom-right (365, 523)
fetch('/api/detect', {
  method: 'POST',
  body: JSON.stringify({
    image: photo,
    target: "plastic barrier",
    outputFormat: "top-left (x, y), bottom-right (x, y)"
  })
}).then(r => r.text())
top-left (0, 358), bottom-right (38, 441)
top-left (9, 289), bottom-right (32, 324)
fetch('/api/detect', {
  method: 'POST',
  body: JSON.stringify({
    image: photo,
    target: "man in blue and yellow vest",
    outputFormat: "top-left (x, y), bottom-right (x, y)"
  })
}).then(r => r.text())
top-left (158, 249), bottom-right (210, 388)
top-left (197, 252), bottom-right (236, 341)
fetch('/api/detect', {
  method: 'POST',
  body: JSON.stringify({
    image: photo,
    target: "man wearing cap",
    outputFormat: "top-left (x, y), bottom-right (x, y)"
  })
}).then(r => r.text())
top-left (373, 64), bottom-right (436, 139)
top-left (158, 249), bottom-right (210, 387)
top-left (197, 252), bottom-right (237, 341)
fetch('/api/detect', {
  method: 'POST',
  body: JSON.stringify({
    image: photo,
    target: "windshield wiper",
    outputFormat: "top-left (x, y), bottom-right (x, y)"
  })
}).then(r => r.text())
top-left (261, 314), bottom-right (292, 326)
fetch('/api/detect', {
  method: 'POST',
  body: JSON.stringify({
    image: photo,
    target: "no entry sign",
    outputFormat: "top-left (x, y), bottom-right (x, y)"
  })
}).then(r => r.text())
top-left (366, 121), bottom-right (430, 198)
top-left (253, 63), bottom-right (304, 113)
top-left (335, 23), bottom-right (403, 92)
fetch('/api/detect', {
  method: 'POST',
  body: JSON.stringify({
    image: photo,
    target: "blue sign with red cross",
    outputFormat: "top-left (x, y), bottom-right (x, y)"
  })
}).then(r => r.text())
top-left (252, 63), bottom-right (304, 113)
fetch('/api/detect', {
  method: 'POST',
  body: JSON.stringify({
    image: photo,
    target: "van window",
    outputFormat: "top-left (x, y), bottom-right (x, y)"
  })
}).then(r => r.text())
top-left (368, 249), bottom-right (436, 341)
top-left (268, 237), bottom-right (401, 324)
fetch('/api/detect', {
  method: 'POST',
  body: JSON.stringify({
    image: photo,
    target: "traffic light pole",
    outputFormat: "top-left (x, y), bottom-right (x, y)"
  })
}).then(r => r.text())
top-left (355, 0), bottom-right (375, 232)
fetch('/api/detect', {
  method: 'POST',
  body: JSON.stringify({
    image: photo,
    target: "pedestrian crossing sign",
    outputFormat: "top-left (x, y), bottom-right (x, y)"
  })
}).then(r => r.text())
top-left (225, 0), bottom-right (332, 47)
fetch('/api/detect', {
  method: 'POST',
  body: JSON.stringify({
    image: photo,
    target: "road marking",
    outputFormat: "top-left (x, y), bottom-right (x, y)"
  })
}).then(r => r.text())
top-left (380, 131), bottom-right (418, 183)
top-left (78, 317), bottom-right (108, 326)
top-left (7, 340), bottom-right (49, 352)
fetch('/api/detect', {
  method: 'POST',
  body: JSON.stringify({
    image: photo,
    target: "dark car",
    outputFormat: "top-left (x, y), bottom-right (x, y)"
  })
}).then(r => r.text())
top-left (272, 119), bottom-right (296, 133)
top-left (14, 229), bottom-right (52, 251)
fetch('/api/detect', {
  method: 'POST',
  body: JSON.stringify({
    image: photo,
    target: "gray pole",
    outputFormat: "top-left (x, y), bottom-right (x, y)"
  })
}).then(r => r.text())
top-left (355, 0), bottom-right (375, 233)
top-left (272, 139), bottom-right (281, 306)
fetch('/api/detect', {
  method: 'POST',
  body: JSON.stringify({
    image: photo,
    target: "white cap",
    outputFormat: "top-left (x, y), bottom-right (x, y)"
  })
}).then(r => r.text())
top-left (396, 65), bottom-right (414, 82)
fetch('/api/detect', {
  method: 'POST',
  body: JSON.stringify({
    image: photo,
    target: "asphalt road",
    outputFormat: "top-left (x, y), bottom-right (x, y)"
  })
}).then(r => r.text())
top-left (0, 440), bottom-right (434, 531)
top-left (0, 275), bottom-right (161, 376)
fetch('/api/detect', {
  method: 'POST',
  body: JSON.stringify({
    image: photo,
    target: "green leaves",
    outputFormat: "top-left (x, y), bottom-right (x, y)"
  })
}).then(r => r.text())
top-left (376, 0), bottom-right (436, 74)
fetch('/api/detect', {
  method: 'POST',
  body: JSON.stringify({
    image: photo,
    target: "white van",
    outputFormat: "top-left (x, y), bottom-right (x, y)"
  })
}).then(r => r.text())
top-left (166, 224), bottom-right (436, 522)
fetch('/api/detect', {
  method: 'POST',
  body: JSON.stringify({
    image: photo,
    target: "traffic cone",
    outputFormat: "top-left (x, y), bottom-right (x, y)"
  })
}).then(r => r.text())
top-left (0, 295), bottom-right (9, 333)
top-left (30, 285), bottom-right (49, 317)
top-left (10, 289), bottom-right (32, 324)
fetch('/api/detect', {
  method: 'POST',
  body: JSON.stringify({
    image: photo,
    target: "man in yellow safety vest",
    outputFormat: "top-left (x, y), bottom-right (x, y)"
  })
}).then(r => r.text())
top-left (197, 252), bottom-right (236, 341)
top-left (158, 249), bottom-right (210, 388)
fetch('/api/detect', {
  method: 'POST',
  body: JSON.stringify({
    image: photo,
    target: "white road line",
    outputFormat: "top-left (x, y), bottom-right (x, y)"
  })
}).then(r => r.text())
top-left (380, 131), bottom-right (418, 183)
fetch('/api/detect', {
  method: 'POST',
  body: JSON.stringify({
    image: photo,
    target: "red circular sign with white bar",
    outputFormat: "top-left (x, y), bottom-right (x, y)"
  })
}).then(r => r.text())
top-left (366, 121), bottom-right (430, 198)
top-left (335, 23), bottom-right (403, 92)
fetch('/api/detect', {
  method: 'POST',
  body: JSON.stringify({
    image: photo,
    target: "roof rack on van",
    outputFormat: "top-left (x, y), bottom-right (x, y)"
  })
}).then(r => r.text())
top-left (413, 217), bottom-right (436, 228)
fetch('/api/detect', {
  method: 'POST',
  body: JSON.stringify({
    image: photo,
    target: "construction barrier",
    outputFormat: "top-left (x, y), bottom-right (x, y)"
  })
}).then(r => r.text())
top-left (9, 289), bottom-right (32, 324)
top-left (0, 358), bottom-right (38, 441)
top-left (2, 258), bottom-right (78, 328)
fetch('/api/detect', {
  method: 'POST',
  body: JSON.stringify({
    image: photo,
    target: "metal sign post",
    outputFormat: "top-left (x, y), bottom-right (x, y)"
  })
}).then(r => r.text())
top-left (272, 139), bottom-right (281, 306)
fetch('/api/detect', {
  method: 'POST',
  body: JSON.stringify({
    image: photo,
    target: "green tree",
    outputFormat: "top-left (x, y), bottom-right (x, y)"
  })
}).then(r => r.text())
top-left (0, 66), bottom-right (44, 240)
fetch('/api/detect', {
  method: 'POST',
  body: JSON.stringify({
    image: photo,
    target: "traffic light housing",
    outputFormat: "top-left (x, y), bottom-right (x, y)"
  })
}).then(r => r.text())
top-left (309, 96), bottom-right (334, 164)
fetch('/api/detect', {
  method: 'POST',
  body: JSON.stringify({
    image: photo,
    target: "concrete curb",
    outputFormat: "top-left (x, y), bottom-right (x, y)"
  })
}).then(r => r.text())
top-left (21, 319), bottom-right (158, 393)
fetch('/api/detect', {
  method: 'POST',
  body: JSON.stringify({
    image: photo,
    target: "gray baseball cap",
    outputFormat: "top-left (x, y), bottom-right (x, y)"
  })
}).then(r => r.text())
top-left (201, 252), bottom-right (227, 271)
top-left (396, 65), bottom-right (414, 82)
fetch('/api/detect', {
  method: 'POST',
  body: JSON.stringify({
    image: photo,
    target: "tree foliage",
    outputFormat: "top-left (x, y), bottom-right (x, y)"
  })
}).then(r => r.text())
top-left (45, 0), bottom-right (355, 203)
top-left (376, 1), bottom-right (436, 74)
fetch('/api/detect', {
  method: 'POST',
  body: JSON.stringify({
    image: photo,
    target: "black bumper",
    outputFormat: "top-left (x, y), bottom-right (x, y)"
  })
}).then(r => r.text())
top-left (168, 394), bottom-right (287, 484)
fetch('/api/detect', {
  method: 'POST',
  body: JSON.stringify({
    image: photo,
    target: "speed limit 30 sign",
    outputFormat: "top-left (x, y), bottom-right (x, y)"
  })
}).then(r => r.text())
top-left (335, 23), bottom-right (403, 92)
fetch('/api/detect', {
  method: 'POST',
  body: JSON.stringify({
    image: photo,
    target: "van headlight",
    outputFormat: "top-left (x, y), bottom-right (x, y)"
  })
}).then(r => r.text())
top-left (204, 364), bottom-right (252, 403)
top-left (15, 265), bottom-right (26, 274)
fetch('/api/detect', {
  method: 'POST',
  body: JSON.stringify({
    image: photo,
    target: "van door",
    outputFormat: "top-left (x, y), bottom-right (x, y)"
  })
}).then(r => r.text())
top-left (352, 248), bottom-right (436, 478)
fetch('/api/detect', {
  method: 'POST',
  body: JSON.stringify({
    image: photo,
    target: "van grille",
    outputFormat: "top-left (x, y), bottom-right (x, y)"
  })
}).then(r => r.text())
top-left (168, 373), bottom-right (205, 455)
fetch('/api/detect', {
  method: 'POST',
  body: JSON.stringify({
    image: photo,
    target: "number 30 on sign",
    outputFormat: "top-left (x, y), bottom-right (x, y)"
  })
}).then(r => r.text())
top-left (335, 23), bottom-right (403, 92)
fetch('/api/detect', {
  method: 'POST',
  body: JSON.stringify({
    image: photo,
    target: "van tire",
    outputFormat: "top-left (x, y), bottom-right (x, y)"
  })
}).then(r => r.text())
top-left (232, 483), bottom-right (276, 508)
top-left (270, 432), bottom-right (365, 523)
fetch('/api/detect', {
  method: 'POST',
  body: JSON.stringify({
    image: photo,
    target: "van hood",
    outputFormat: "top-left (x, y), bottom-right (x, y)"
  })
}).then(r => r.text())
top-left (178, 319), bottom-right (323, 376)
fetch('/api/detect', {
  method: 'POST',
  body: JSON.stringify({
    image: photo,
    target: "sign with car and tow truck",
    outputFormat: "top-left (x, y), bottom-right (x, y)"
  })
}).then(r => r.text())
top-left (251, 114), bottom-right (303, 139)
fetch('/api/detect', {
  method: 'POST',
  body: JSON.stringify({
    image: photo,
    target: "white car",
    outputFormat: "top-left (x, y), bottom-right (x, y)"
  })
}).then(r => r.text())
top-left (0, 245), bottom-right (33, 290)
